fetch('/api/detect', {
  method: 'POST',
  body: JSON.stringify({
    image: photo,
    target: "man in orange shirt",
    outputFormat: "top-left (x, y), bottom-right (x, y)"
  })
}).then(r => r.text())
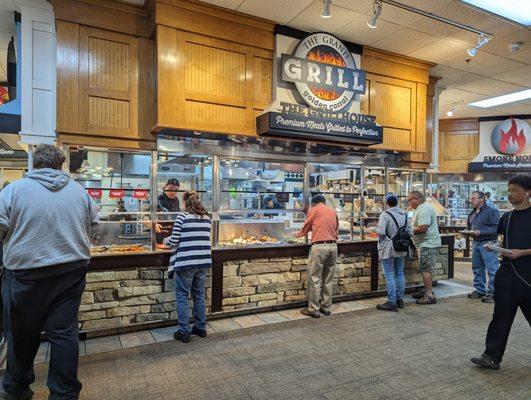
top-left (295, 194), bottom-right (339, 318)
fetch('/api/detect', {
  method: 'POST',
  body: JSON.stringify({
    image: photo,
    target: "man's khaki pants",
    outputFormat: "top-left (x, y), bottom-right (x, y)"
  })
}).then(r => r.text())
top-left (307, 243), bottom-right (338, 313)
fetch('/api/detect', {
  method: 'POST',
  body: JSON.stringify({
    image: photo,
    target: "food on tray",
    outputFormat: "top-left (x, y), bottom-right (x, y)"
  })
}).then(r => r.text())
top-left (90, 245), bottom-right (147, 255)
top-left (156, 243), bottom-right (171, 250)
top-left (219, 235), bottom-right (280, 246)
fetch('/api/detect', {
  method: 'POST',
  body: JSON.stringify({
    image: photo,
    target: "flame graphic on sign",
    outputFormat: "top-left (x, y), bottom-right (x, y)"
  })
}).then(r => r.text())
top-left (306, 49), bottom-right (346, 101)
top-left (307, 49), bottom-right (346, 67)
top-left (499, 118), bottom-right (527, 155)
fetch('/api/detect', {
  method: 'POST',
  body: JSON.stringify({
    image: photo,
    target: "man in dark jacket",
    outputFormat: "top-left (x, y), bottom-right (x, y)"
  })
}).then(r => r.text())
top-left (0, 145), bottom-right (99, 400)
top-left (157, 178), bottom-right (181, 213)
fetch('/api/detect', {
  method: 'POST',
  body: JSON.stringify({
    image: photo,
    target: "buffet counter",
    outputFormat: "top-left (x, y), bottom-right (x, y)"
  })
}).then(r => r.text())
top-left (80, 236), bottom-right (454, 337)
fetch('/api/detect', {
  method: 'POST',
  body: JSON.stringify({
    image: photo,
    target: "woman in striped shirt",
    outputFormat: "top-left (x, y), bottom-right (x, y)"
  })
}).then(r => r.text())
top-left (163, 191), bottom-right (212, 343)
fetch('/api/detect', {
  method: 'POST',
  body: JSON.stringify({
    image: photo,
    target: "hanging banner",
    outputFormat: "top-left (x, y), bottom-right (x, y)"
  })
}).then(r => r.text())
top-left (132, 189), bottom-right (149, 200)
top-left (109, 189), bottom-right (125, 199)
top-left (87, 188), bottom-right (103, 199)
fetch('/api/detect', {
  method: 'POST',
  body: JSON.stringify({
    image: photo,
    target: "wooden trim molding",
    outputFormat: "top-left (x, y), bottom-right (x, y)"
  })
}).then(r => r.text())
top-left (439, 118), bottom-right (479, 132)
top-left (58, 133), bottom-right (156, 150)
top-left (50, 0), bottom-right (152, 38)
top-left (155, 0), bottom-right (275, 51)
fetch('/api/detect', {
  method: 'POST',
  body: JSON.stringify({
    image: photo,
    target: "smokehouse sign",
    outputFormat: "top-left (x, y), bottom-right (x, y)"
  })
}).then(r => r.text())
top-left (469, 118), bottom-right (531, 172)
top-left (257, 32), bottom-right (383, 145)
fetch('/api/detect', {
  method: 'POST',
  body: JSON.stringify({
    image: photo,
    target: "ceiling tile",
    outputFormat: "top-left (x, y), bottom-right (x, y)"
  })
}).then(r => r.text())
top-left (435, 2), bottom-right (490, 27)
top-left (336, 15), bottom-right (407, 46)
top-left (482, 29), bottom-right (531, 58)
top-left (503, 48), bottom-right (531, 64)
top-left (237, 0), bottom-right (312, 24)
top-left (440, 106), bottom-right (506, 118)
top-left (197, 0), bottom-right (243, 10)
top-left (440, 88), bottom-right (488, 103)
top-left (288, 2), bottom-right (362, 35)
top-left (430, 65), bottom-right (484, 88)
top-left (490, 66), bottom-right (531, 86)
top-left (408, 15), bottom-right (460, 38)
top-left (438, 51), bottom-right (524, 76)
top-left (331, 0), bottom-right (373, 14)
top-left (378, 3), bottom-right (423, 27)
top-left (458, 78), bottom-right (525, 96)
top-left (395, 0), bottom-right (455, 13)
top-left (488, 102), bottom-right (531, 115)
top-left (407, 39), bottom-right (468, 63)
top-left (370, 28), bottom-right (438, 55)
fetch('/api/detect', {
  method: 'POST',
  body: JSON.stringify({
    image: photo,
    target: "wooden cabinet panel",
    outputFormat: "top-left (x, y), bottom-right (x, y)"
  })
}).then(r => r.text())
top-left (366, 74), bottom-right (417, 151)
top-left (438, 118), bottom-right (479, 173)
top-left (254, 56), bottom-right (272, 110)
top-left (56, 21), bottom-right (79, 133)
top-left (156, 26), bottom-right (273, 135)
top-left (371, 80), bottom-right (414, 128)
top-left (79, 27), bottom-right (138, 137)
top-left (185, 42), bottom-right (247, 104)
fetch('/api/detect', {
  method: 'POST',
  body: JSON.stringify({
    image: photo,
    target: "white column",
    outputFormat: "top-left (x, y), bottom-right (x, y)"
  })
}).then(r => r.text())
top-left (17, 0), bottom-right (56, 146)
top-left (429, 86), bottom-right (443, 172)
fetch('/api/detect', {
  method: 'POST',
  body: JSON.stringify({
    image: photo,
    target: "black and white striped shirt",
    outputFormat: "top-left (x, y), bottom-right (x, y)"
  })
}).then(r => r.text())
top-left (163, 212), bottom-right (212, 272)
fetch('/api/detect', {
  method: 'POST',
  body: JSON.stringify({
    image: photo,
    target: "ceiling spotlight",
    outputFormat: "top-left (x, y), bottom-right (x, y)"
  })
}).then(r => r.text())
top-left (467, 34), bottom-right (491, 57)
top-left (446, 106), bottom-right (456, 117)
top-left (367, 0), bottom-right (382, 29)
top-left (321, 0), bottom-right (332, 18)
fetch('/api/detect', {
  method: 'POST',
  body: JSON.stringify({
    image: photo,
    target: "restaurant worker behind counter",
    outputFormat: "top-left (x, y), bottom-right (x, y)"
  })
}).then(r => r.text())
top-left (295, 194), bottom-right (339, 319)
top-left (155, 178), bottom-right (181, 236)
top-left (471, 174), bottom-right (531, 371)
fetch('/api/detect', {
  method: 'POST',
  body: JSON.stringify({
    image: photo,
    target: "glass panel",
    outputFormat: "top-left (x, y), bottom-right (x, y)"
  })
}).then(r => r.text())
top-left (71, 148), bottom-right (153, 254)
top-left (216, 210), bottom-right (307, 247)
top-left (157, 153), bottom-right (213, 212)
top-left (219, 158), bottom-right (304, 211)
top-left (308, 163), bottom-right (362, 241)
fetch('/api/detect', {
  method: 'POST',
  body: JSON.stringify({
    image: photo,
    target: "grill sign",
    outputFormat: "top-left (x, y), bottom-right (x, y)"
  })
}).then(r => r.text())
top-left (281, 33), bottom-right (365, 111)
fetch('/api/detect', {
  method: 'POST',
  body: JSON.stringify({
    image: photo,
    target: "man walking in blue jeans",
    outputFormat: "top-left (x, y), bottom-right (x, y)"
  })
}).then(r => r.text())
top-left (466, 191), bottom-right (500, 303)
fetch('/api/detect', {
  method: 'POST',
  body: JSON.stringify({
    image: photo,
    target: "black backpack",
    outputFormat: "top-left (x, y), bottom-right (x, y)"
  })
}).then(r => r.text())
top-left (385, 211), bottom-right (412, 252)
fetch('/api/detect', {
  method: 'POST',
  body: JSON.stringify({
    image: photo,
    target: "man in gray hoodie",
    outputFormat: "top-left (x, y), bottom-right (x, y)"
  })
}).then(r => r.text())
top-left (0, 145), bottom-right (99, 400)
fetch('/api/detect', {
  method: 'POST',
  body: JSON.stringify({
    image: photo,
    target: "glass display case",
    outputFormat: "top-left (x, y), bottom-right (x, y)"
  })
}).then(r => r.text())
top-left (67, 143), bottom-right (428, 253)
top-left (216, 158), bottom-right (306, 246)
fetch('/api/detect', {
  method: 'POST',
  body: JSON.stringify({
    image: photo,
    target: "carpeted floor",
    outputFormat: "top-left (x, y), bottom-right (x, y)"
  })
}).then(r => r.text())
top-left (28, 296), bottom-right (530, 400)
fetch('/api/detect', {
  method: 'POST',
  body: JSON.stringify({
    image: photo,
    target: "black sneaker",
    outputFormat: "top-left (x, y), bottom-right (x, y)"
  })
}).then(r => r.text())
top-left (300, 308), bottom-right (320, 318)
top-left (376, 302), bottom-right (398, 312)
top-left (412, 290), bottom-right (425, 300)
top-left (471, 353), bottom-right (500, 370)
top-left (0, 388), bottom-right (34, 400)
top-left (481, 295), bottom-right (495, 303)
top-left (173, 331), bottom-right (191, 343)
top-left (191, 326), bottom-right (207, 338)
top-left (467, 290), bottom-right (485, 299)
top-left (319, 308), bottom-right (331, 316)
top-left (396, 299), bottom-right (404, 309)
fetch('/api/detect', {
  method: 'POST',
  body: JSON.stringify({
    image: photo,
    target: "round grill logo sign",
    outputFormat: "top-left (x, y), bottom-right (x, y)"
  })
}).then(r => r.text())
top-left (281, 33), bottom-right (366, 111)
top-left (491, 118), bottom-right (530, 155)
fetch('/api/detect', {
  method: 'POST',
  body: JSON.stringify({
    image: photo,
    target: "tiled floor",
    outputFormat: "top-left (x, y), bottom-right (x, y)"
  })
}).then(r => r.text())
top-left (36, 278), bottom-right (475, 363)
top-left (28, 281), bottom-right (531, 400)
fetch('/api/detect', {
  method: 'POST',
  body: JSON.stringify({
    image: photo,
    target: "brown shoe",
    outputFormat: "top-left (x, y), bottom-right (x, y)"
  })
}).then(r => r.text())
top-left (416, 295), bottom-right (437, 305)
top-left (300, 308), bottom-right (320, 318)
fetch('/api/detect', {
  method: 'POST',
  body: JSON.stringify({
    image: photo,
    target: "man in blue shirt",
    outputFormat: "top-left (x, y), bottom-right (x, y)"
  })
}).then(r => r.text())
top-left (466, 191), bottom-right (500, 303)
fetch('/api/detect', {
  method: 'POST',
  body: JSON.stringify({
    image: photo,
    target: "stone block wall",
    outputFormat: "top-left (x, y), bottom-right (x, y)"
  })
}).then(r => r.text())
top-left (377, 244), bottom-right (450, 291)
top-left (79, 268), bottom-right (212, 331)
top-left (221, 253), bottom-right (372, 312)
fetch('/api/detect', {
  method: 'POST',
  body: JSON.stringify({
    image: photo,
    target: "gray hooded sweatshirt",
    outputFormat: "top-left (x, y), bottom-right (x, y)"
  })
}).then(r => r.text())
top-left (0, 168), bottom-right (99, 271)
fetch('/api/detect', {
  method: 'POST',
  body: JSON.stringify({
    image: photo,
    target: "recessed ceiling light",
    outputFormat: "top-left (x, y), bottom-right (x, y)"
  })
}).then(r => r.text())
top-left (461, 0), bottom-right (531, 27)
top-left (469, 89), bottom-right (531, 108)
